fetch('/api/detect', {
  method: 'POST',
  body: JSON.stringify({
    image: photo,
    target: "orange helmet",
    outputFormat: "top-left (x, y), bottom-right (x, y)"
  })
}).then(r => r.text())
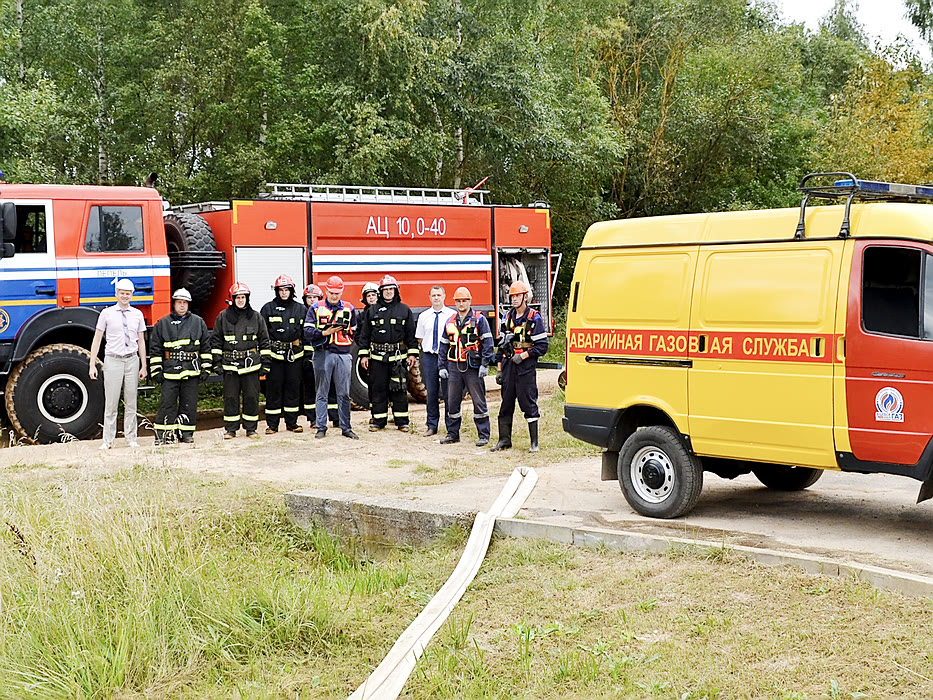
top-left (324, 275), bottom-right (344, 294)
top-left (509, 281), bottom-right (531, 296)
top-left (303, 283), bottom-right (323, 300)
top-left (453, 286), bottom-right (472, 301)
top-left (379, 274), bottom-right (398, 291)
top-left (273, 274), bottom-right (295, 290)
top-left (229, 281), bottom-right (250, 298)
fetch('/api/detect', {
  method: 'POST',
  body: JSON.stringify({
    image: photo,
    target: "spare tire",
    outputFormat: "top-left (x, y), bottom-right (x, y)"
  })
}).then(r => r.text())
top-left (164, 212), bottom-right (217, 306)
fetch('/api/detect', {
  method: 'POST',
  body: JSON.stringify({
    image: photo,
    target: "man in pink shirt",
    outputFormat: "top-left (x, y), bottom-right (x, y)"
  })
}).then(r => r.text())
top-left (89, 278), bottom-right (147, 448)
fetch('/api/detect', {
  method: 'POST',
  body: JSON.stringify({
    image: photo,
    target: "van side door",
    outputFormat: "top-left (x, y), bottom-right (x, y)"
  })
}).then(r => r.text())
top-left (841, 241), bottom-right (933, 470)
top-left (687, 242), bottom-right (841, 468)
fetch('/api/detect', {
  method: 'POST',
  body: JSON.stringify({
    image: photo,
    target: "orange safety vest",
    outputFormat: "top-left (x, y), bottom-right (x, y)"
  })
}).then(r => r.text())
top-left (444, 311), bottom-right (482, 363)
top-left (315, 301), bottom-right (354, 347)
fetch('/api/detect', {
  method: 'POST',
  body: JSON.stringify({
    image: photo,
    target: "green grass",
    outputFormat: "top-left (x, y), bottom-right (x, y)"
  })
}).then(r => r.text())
top-left (3, 465), bottom-right (933, 698)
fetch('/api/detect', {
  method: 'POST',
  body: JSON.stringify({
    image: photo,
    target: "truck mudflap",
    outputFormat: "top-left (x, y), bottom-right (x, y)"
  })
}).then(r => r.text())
top-left (836, 436), bottom-right (933, 503)
top-left (563, 404), bottom-right (621, 449)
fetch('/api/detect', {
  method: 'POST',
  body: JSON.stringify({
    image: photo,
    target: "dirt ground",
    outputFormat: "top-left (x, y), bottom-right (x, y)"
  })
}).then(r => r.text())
top-left (4, 369), bottom-right (933, 580)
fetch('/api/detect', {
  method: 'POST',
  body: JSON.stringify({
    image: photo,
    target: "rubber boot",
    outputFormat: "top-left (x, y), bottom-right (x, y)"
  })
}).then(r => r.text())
top-left (490, 415), bottom-right (513, 452)
top-left (528, 420), bottom-right (539, 453)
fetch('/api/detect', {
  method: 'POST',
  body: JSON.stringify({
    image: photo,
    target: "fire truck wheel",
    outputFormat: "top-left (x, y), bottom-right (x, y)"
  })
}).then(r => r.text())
top-left (164, 212), bottom-right (218, 305)
top-left (408, 355), bottom-right (427, 403)
top-left (751, 465), bottom-right (823, 491)
top-left (4, 344), bottom-right (104, 444)
top-left (350, 344), bottom-right (370, 410)
top-left (618, 425), bottom-right (703, 519)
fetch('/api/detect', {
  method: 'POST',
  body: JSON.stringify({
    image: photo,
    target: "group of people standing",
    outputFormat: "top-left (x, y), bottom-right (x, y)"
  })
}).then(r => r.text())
top-left (89, 274), bottom-right (547, 451)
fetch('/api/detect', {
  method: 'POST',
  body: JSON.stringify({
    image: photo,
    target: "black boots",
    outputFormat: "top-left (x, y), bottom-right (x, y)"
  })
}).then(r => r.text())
top-left (490, 415), bottom-right (513, 452)
top-left (528, 420), bottom-right (539, 452)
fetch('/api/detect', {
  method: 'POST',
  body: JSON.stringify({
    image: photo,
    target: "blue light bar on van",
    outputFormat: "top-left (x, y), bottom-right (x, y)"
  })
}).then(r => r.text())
top-left (833, 178), bottom-right (933, 200)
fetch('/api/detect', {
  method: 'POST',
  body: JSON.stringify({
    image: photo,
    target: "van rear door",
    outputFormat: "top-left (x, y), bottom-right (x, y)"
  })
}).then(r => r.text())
top-left (842, 240), bottom-right (933, 469)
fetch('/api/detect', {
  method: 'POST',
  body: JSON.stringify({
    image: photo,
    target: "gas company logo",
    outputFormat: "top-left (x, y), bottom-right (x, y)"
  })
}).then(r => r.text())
top-left (0, 309), bottom-right (9, 334)
top-left (875, 387), bottom-right (905, 423)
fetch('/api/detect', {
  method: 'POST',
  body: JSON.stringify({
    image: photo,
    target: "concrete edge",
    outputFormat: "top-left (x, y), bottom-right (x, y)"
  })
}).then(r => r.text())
top-left (494, 518), bottom-right (933, 600)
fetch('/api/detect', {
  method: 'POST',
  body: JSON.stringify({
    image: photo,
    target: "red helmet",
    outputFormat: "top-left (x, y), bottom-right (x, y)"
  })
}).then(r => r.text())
top-left (509, 280), bottom-right (531, 296)
top-left (453, 286), bottom-right (472, 301)
top-left (303, 283), bottom-right (323, 299)
top-left (379, 274), bottom-right (398, 290)
top-left (229, 281), bottom-right (250, 298)
top-left (273, 274), bottom-right (295, 290)
top-left (324, 275), bottom-right (344, 294)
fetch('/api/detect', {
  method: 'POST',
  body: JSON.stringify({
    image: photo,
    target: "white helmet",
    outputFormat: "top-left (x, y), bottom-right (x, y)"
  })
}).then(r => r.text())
top-left (172, 288), bottom-right (192, 302)
top-left (114, 278), bottom-right (135, 293)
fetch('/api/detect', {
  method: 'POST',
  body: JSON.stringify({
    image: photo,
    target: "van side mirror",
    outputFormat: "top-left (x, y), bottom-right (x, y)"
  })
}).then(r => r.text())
top-left (1, 242), bottom-right (13, 258)
top-left (0, 202), bottom-right (16, 242)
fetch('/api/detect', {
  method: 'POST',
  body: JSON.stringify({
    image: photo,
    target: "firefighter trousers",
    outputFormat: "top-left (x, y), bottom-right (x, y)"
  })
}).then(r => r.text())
top-left (154, 378), bottom-right (199, 441)
top-left (445, 365), bottom-right (490, 440)
top-left (223, 370), bottom-right (260, 433)
top-left (369, 358), bottom-right (409, 428)
top-left (499, 362), bottom-right (540, 422)
top-left (265, 359), bottom-right (302, 429)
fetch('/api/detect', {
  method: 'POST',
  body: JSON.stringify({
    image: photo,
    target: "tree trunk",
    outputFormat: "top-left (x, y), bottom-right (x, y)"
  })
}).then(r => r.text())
top-left (96, 28), bottom-right (108, 185)
top-left (16, 0), bottom-right (24, 83)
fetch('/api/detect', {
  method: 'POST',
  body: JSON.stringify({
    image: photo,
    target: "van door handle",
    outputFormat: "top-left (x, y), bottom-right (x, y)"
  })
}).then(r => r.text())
top-left (836, 335), bottom-right (845, 361)
top-left (136, 284), bottom-right (153, 293)
top-left (35, 285), bottom-right (55, 296)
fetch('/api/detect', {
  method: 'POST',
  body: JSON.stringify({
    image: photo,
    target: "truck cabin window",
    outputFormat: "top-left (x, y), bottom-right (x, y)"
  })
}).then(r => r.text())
top-left (13, 207), bottom-right (47, 253)
top-left (861, 246), bottom-right (927, 339)
top-left (84, 205), bottom-right (144, 253)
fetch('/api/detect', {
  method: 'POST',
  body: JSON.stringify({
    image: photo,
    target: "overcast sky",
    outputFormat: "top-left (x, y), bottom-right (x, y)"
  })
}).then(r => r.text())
top-left (774, 0), bottom-right (930, 60)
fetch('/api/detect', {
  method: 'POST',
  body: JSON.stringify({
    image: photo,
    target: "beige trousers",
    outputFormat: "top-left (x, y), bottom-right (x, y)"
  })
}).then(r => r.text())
top-left (103, 354), bottom-right (139, 445)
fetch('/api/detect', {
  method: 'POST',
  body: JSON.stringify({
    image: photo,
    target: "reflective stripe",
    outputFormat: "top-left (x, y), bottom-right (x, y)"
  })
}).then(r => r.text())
top-left (163, 370), bottom-right (200, 380)
top-left (475, 412), bottom-right (489, 418)
top-left (164, 339), bottom-right (192, 347)
top-left (268, 316), bottom-right (283, 322)
top-left (394, 411), bottom-right (409, 418)
top-left (449, 412), bottom-right (462, 419)
top-left (224, 414), bottom-right (241, 422)
top-left (150, 356), bottom-right (163, 364)
top-left (177, 425), bottom-right (196, 431)
top-left (224, 335), bottom-right (236, 341)
top-left (373, 412), bottom-right (389, 419)
top-left (265, 408), bottom-right (282, 415)
top-left (530, 333), bottom-right (548, 341)
top-left (284, 407), bottom-right (299, 413)
top-left (242, 413), bottom-right (259, 421)
top-left (527, 416), bottom-right (539, 423)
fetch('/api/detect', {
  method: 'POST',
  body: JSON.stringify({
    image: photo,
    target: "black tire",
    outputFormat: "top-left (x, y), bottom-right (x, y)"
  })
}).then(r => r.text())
top-left (408, 354), bottom-right (427, 403)
top-left (164, 212), bottom-right (217, 306)
top-left (618, 425), bottom-right (703, 519)
top-left (752, 465), bottom-right (823, 491)
top-left (4, 344), bottom-right (104, 444)
top-left (349, 343), bottom-right (370, 409)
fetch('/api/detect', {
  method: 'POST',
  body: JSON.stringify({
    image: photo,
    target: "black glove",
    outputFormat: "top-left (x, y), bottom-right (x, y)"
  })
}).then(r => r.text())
top-left (262, 364), bottom-right (271, 375)
top-left (511, 353), bottom-right (524, 365)
top-left (151, 372), bottom-right (163, 385)
top-left (200, 368), bottom-right (211, 381)
top-left (496, 372), bottom-right (503, 385)
top-left (212, 363), bottom-right (223, 376)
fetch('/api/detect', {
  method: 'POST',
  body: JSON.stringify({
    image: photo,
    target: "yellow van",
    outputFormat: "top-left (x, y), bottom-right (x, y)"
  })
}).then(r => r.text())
top-left (563, 173), bottom-right (933, 518)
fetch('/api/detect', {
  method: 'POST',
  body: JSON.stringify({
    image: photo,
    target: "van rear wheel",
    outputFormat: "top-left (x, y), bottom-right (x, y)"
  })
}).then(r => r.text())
top-left (752, 465), bottom-right (822, 491)
top-left (618, 426), bottom-right (703, 519)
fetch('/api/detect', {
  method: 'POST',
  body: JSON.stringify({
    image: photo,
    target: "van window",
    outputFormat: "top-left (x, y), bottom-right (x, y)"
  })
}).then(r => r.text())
top-left (84, 205), bottom-right (144, 253)
top-left (861, 247), bottom-right (922, 338)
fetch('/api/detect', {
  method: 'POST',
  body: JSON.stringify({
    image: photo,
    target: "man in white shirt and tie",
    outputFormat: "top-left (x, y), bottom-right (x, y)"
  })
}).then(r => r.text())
top-left (415, 286), bottom-right (455, 436)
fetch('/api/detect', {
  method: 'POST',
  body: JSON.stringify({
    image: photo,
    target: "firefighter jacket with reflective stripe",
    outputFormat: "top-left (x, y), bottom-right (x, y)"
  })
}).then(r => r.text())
top-left (149, 311), bottom-right (211, 381)
top-left (261, 296), bottom-right (306, 362)
top-left (495, 307), bottom-right (549, 367)
top-left (211, 305), bottom-right (271, 373)
top-left (357, 296), bottom-right (418, 361)
top-left (304, 299), bottom-right (356, 353)
top-left (438, 310), bottom-right (494, 371)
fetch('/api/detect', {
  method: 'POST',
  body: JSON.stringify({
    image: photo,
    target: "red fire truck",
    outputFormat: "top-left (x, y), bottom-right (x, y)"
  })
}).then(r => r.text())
top-left (0, 182), bottom-right (556, 443)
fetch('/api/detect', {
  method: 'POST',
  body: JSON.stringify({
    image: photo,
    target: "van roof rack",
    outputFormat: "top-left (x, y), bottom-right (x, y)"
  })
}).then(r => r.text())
top-left (795, 172), bottom-right (933, 239)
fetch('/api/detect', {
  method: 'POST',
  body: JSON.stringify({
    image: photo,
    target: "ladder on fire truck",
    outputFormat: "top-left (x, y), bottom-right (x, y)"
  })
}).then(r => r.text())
top-left (261, 183), bottom-right (488, 205)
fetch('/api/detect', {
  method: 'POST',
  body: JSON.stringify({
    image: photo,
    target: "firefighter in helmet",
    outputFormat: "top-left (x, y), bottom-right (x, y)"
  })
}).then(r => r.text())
top-left (261, 274), bottom-right (306, 434)
top-left (148, 288), bottom-right (211, 445)
top-left (491, 281), bottom-right (549, 452)
top-left (438, 286), bottom-right (494, 445)
top-left (358, 275), bottom-right (418, 431)
top-left (300, 284), bottom-right (323, 426)
top-left (211, 282), bottom-right (271, 439)
top-left (304, 275), bottom-right (359, 439)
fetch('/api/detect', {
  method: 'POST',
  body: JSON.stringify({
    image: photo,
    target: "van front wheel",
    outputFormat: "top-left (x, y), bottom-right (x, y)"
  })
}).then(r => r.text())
top-left (752, 465), bottom-right (822, 491)
top-left (618, 426), bottom-right (703, 519)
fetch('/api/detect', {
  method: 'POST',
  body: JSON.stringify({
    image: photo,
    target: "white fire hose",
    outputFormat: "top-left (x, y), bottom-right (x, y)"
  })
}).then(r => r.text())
top-left (348, 466), bottom-right (538, 700)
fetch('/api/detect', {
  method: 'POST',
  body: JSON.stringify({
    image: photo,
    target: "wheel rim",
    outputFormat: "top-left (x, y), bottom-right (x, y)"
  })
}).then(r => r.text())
top-left (37, 373), bottom-right (89, 425)
top-left (630, 446), bottom-right (675, 504)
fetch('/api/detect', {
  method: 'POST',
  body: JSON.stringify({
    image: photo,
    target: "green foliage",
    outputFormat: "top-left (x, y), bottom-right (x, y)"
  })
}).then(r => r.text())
top-left (0, 0), bottom-right (928, 304)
